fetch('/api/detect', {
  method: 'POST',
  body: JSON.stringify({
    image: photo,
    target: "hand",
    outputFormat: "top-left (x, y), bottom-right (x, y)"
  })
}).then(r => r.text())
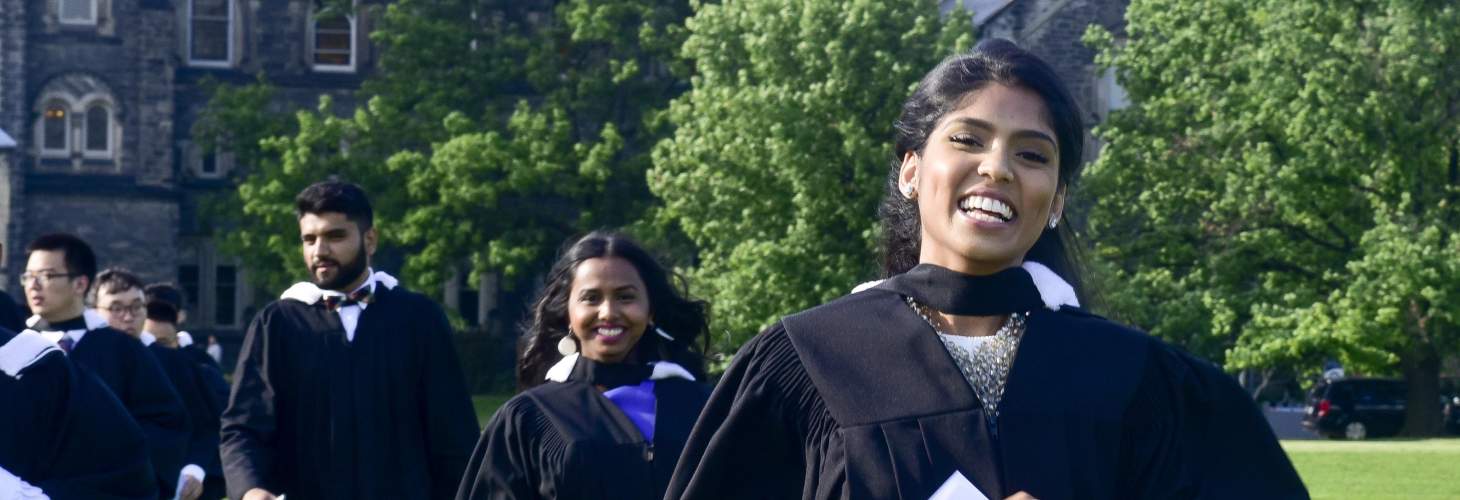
top-left (1006, 492), bottom-right (1039, 500)
top-left (178, 476), bottom-right (203, 500)
top-left (242, 488), bottom-right (278, 500)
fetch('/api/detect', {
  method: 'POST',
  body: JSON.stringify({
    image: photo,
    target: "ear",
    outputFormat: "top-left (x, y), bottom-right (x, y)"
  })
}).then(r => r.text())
top-left (177, 309), bottom-right (188, 325)
top-left (898, 152), bottom-right (919, 199)
top-left (73, 275), bottom-right (91, 299)
top-left (363, 226), bottom-right (378, 257)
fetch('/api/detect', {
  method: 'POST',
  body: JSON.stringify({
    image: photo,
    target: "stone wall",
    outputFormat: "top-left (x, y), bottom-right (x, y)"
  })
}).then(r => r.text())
top-left (979, 0), bottom-right (1131, 160)
top-left (23, 194), bottom-right (180, 286)
top-left (0, 0), bottom-right (25, 293)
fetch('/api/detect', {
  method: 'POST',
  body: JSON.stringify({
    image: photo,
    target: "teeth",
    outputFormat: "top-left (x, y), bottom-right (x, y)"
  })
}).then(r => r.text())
top-left (597, 327), bottom-right (624, 337)
top-left (959, 195), bottom-right (1013, 220)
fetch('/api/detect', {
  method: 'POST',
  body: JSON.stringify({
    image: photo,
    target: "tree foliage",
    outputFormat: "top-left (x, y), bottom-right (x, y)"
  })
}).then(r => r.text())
top-left (197, 0), bottom-right (691, 295)
top-left (1085, 0), bottom-right (1460, 434)
top-left (651, 0), bottom-right (971, 350)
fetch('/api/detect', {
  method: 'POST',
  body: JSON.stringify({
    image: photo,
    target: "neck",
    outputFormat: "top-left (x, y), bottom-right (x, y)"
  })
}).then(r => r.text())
top-left (41, 302), bottom-right (86, 325)
top-left (916, 250), bottom-right (1022, 278)
top-left (937, 311), bottom-right (1006, 337)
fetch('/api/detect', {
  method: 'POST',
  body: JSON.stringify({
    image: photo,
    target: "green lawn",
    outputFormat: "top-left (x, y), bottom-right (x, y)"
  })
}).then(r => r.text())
top-left (1284, 439), bottom-right (1460, 499)
top-left (473, 393), bottom-right (514, 425)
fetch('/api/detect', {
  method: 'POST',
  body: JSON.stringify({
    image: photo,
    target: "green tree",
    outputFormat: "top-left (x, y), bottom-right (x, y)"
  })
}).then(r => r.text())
top-left (651, 0), bottom-right (971, 350)
top-left (1085, 0), bottom-right (1460, 435)
top-left (198, 0), bottom-right (692, 297)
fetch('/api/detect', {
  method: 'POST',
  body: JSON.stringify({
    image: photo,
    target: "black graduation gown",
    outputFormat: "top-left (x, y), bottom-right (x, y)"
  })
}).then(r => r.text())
top-left (57, 318), bottom-right (191, 497)
top-left (457, 358), bottom-right (711, 500)
top-left (0, 328), bottom-right (157, 499)
top-left (220, 284), bottom-right (480, 500)
top-left (667, 266), bottom-right (1308, 500)
top-left (149, 343), bottom-right (223, 497)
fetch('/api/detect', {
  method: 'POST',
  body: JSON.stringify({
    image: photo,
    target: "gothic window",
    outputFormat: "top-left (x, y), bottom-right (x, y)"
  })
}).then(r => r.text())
top-left (84, 104), bottom-right (111, 154)
top-left (311, 9), bottom-right (356, 72)
top-left (41, 101), bottom-right (69, 155)
top-left (58, 0), bottom-right (97, 25)
top-left (189, 0), bottom-right (233, 65)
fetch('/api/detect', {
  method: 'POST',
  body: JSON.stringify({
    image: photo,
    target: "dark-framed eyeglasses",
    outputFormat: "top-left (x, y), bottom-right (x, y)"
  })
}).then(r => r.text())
top-left (20, 272), bottom-right (79, 287)
top-left (104, 303), bottom-right (147, 317)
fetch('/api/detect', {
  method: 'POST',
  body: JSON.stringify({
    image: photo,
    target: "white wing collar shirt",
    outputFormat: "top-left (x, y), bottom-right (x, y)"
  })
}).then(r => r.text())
top-left (279, 269), bottom-right (399, 342)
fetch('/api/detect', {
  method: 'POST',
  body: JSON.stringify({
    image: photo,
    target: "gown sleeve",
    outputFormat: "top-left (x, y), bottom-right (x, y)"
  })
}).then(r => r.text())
top-left (1116, 341), bottom-right (1197, 498)
top-left (1171, 348), bottom-right (1308, 498)
top-left (126, 339), bottom-right (191, 495)
top-left (3, 345), bottom-right (157, 499)
top-left (455, 397), bottom-right (544, 500)
top-left (219, 308), bottom-right (280, 498)
top-left (666, 325), bottom-right (820, 500)
top-left (416, 299), bottom-right (482, 499)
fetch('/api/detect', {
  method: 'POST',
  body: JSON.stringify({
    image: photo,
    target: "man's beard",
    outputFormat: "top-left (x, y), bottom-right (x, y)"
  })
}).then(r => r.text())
top-left (313, 242), bottom-right (370, 291)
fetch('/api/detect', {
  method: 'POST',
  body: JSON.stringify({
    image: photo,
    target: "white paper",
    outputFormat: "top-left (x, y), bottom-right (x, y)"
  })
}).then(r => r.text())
top-left (928, 470), bottom-right (990, 500)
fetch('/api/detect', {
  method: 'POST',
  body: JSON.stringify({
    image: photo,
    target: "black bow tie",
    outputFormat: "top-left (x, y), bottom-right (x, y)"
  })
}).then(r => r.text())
top-left (321, 286), bottom-right (373, 311)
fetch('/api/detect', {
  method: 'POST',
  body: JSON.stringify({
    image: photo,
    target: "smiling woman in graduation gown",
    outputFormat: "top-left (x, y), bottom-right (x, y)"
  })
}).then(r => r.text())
top-left (456, 232), bottom-right (712, 500)
top-left (666, 40), bottom-right (1307, 500)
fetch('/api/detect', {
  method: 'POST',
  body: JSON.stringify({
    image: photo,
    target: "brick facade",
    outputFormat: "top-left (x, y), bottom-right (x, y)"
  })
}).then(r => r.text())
top-left (2, 0), bottom-right (372, 338)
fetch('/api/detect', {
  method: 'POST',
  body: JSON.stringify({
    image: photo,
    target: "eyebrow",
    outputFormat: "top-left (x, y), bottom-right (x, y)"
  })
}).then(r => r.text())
top-left (947, 117), bottom-right (1058, 150)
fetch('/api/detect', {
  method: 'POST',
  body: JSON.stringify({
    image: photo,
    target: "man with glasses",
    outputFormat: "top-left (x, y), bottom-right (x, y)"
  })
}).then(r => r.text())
top-left (22, 233), bottom-right (189, 497)
top-left (96, 268), bottom-right (220, 500)
top-left (221, 181), bottom-right (478, 500)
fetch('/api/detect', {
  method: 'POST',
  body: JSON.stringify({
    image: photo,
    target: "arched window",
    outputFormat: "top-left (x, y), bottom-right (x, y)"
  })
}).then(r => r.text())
top-left (41, 101), bottom-right (69, 155)
top-left (311, 8), bottom-right (356, 72)
top-left (84, 104), bottom-right (111, 154)
top-left (189, 0), bottom-right (233, 65)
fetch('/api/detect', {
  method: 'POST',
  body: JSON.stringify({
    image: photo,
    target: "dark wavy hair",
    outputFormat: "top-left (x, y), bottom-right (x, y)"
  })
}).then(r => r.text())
top-left (517, 231), bottom-right (709, 389)
top-left (880, 38), bottom-right (1088, 298)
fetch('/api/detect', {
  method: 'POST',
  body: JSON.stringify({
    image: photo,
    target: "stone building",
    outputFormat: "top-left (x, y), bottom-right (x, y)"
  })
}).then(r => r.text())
top-left (0, 0), bottom-right (377, 343)
top-left (0, 0), bottom-right (1133, 346)
top-left (950, 0), bottom-right (1133, 157)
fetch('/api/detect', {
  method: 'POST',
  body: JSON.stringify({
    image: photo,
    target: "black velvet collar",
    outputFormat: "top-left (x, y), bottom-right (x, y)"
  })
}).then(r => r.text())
top-left (569, 356), bottom-right (653, 389)
top-left (876, 263), bottom-right (1043, 315)
top-left (47, 315), bottom-right (90, 332)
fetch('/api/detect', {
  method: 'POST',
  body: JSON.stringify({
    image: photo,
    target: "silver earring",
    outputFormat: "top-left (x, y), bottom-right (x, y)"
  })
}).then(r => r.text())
top-left (1048, 215), bottom-right (1060, 229)
top-left (557, 334), bottom-right (578, 355)
top-left (902, 185), bottom-right (915, 198)
top-left (655, 326), bottom-right (675, 341)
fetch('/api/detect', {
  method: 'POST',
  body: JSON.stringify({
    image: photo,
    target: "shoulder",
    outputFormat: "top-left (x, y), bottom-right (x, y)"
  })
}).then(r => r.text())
top-left (785, 288), bottom-right (898, 325)
top-left (1036, 306), bottom-right (1171, 356)
top-left (378, 285), bottom-right (442, 311)
top-left (1, 329), bottom-right (63, 378)
top-left (252, 298), bottom-right (315, 324)
top-left (88, 327), bottom-right (146, 351)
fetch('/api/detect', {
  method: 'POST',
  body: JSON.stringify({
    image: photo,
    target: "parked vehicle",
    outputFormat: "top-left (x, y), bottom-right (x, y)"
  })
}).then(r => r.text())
top-left (1304, 378), bottom-right (1406, 440)
top-left (1443, 380), bottom-right (1460, 436)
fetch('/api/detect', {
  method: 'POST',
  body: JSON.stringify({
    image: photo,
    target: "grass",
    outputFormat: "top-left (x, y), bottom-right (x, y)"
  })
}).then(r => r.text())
top-left (1283, 438), bottom-right (1460, 499)
top-left (472, 393), bottom-right (514, 425)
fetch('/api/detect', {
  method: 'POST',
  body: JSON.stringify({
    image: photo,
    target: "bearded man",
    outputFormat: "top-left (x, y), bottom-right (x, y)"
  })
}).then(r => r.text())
top-left (220, 180), bottom-right (479, 500)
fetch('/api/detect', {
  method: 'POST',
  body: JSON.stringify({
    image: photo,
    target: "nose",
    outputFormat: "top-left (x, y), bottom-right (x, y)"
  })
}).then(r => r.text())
top-left (597, 300), bottom-right (618, 321)
top-left (977, 143), bottom-right (1015, 183)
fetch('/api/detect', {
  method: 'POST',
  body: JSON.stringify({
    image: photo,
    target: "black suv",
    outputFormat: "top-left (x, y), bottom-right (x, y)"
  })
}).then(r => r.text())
top-left (1443, 380), bottom-right (1460, 435)
top-left (1304, 378), bottom-right (1406, 440)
